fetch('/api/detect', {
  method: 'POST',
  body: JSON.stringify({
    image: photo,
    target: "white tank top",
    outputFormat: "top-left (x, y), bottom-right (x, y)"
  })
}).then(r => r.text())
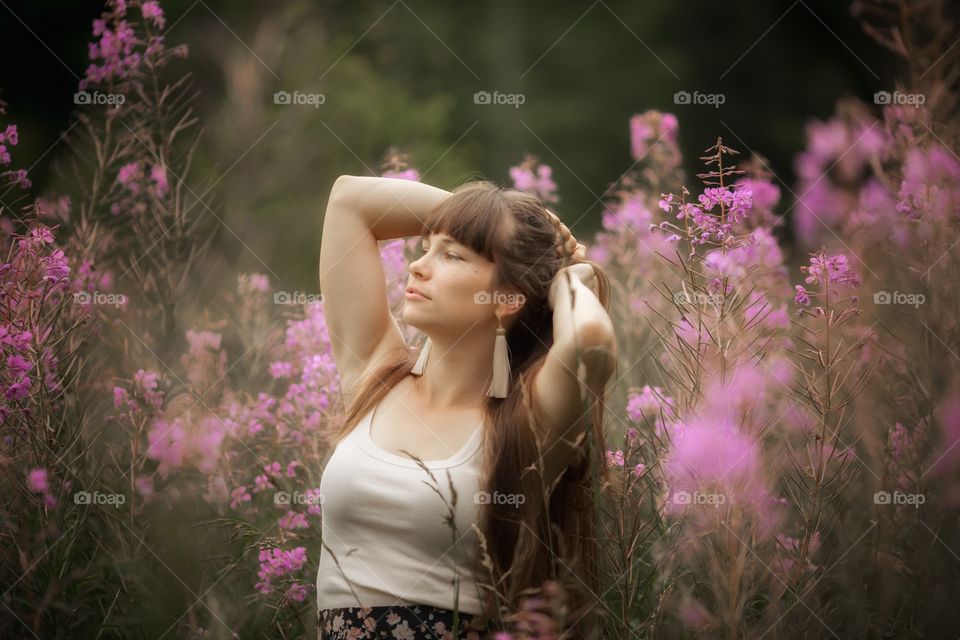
top-left (315, 399), bottom-right (488, 616)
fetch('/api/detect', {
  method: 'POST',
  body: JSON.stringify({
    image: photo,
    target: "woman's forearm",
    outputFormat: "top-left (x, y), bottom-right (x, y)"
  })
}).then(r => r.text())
top-left (330, 175), bottom-right (451, 241)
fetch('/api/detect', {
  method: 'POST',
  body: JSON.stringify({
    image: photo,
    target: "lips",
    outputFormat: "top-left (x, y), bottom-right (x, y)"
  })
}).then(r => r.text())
top-left (406, 286), bottom-right (430, 299)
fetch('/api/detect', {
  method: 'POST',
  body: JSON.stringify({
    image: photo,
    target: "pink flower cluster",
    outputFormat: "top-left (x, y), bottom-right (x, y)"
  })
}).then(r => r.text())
top-left (117, 160), bottom-right (169, 197)
top-left (26, 468), bottom-right (58, 508)
top-left (792, 109), bottom-right (887, 247)
top-left (254, 546), bottom-right (308, 595)
top-left (630, 110), bottom-right (679, 161)
top-left (80, 0), bottom-right (169, 92)
top-left (147, 412), bottom-right (226, 476)
top-left (113, 368), bottom-right (165, 413)
top-left (0, 224), bottom-right (76, 420)
top-left (509, 156), bottom-right (559, 205)
top-left (896, 144), bottom-right (960, 222)
top-left (793, 249), bottom-right (861, 311)
top-left (0, 123), bottom-right (30, 189)
top-left (605, 448), bottom-right (647, 478)
top-left (658, 184), bottom-right (755, 249)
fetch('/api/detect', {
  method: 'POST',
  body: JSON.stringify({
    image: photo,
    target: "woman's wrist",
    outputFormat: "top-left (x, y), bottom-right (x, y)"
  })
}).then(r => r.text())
top-left (548, 266), bottom-right (595, 310)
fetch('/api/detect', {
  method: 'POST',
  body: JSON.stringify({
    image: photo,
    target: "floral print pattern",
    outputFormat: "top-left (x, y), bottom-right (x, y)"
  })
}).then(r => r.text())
top-left (318, 603), bottom-right (488, 640)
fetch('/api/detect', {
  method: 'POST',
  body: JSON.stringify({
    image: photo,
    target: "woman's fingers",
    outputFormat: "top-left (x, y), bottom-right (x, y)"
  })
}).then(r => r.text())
top-left (545, 209), bottom-right (580, 257)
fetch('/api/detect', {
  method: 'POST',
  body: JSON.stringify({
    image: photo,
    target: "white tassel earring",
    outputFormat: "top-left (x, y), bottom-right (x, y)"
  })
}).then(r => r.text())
top-left (487, 314), bottom-right (510, 398)
top-left (411, 336), bottom-right (431, 375)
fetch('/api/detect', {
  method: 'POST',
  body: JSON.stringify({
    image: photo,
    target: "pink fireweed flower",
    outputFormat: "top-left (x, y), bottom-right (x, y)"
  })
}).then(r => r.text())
top-left (26, 468), bottom-right (57, 508)
top-left (42, 249), bottom-right (71, 285)
top-left (509, 158), bottom-right (559, 205)
top-left (255, 546), bottom-right (308, 594)
top-left (896, 144), bottom-right (960, 222)
top-left (302, 488), bottom-right (324, 515)
top-left (253, 474), bottom-right (271, 493)
top-left (117, 161), bottom-right (142, 193)
top-left (263, 461), bottom-right (282, 477)
top-left (237, 272), bottom-right (270, 295)
top-left (697, 187), bottom-right (734, 212)
top-left (0, 123), bottom-right (19, 145)
top-left (269, 361), bottom-right (293, 379)
top-left (230, 486), bottom-right (251, 510)
top-left (802, 251), bottom-right (861, 288)
top-left (284, 582), bottom-right (309, 603)
top-left (27, 468), bottom-right (49, 494)
top-left (658, 192), bottom-right (674, 212)
top-left (140, 1), bottom-right (165, 29)
top-left (627, 385), bottom-right (676, 436)
top-left (3, 168), bottom-right (31, 189)
top-left (134, 368), bottom-right (159, 391)
top-left (278, 510), bottom-right (309, 530)
top-left (605, 449), bottom-right (625, 467)
top-left (113, 386), bottom-right (129, 409)
top-left (630, 110), bottom-right (679, 159)
top-left (735, 177), bottom-right (781, 224)
top-left (601, 193), bottom-right (653, 232)
top-left (663, 411), bottom-right (776, 530)
top-left (7, 354), bottom-right (32, 374)
top-left (630, 115), bottom-right (655, 159)
top-left (149, 163), bottom-right (168, 197)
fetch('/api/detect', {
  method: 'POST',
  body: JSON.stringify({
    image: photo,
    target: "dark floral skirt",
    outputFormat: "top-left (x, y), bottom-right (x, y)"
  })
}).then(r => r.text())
top-left (317, 603), bottom-right (490, 639)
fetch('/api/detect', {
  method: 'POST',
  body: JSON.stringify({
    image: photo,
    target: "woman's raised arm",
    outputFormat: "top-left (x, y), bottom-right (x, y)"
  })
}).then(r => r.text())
top-left (318, 175), bottom-right (450, 397)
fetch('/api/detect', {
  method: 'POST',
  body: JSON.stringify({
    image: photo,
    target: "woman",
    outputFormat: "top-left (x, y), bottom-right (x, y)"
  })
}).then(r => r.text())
top-left (316, 175), bottom-right (618, 639)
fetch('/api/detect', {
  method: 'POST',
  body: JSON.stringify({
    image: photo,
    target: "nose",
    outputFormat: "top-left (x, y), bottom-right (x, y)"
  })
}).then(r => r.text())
top-left (409, 253), bottom-right (429, 279)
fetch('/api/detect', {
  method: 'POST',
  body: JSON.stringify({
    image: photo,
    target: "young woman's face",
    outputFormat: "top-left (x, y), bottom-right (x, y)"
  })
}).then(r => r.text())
top-left (402, 231), bottom-right (498, 332)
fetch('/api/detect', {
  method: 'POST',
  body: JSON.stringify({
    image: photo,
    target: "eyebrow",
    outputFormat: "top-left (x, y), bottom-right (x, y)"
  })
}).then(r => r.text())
top-left (423, 234), bottom-right (458, 247)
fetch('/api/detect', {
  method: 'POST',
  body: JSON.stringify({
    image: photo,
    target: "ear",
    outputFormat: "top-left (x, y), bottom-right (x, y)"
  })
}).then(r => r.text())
top-left (495, 290), bottom-right (526, 319)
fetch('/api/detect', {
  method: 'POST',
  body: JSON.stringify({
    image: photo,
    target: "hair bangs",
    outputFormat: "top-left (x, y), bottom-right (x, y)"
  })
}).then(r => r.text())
top-left (423, 182), bottom-right (514, 262)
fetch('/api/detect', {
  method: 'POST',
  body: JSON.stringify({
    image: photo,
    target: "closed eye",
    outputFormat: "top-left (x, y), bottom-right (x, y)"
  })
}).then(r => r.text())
top-left (418, 239), bottom-right (464, 261)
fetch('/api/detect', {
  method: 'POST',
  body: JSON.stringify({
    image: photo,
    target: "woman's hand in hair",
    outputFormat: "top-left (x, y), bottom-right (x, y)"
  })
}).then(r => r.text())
top-left (544, 208), bottom-right (580, 258)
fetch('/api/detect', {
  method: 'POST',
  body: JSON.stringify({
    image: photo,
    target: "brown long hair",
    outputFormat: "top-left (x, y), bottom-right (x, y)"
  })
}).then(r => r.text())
top-left (322, 180), bottom-right (614, 637)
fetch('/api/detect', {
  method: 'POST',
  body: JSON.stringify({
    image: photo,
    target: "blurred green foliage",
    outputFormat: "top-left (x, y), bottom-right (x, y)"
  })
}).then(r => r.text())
top-left (2, 0), bottom-right (895, 289)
